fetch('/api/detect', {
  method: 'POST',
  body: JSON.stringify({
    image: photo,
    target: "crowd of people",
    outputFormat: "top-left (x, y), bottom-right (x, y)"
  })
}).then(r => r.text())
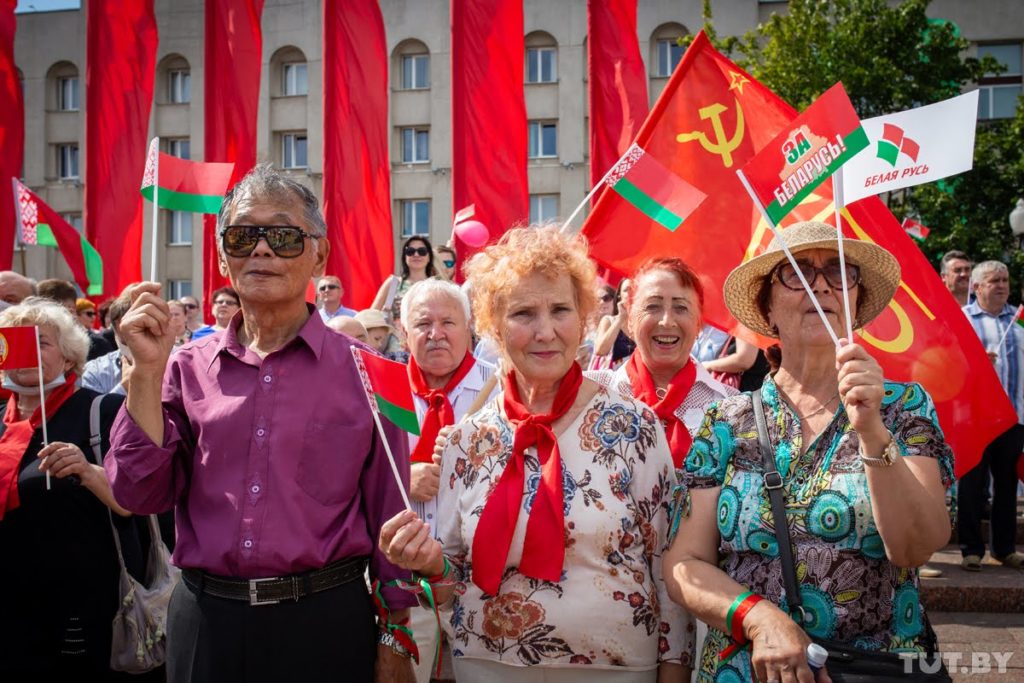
top-left (0, 163), bottom-right (1019, 683)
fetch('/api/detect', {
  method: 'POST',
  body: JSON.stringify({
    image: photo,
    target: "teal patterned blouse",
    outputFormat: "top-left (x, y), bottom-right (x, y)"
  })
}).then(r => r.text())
top-left (671, 376), bottom-right (955, 683)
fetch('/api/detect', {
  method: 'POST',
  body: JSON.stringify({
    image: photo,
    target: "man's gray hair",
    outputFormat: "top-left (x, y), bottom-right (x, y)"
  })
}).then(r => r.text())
top-left (971, 260), bottom-right (1008, 286)
top-left (216, 164), bottom-right (327, 255)
top-left (400, 279), bottom-right (472, 330)
top-left (940, 250), bottom-right (971, 274)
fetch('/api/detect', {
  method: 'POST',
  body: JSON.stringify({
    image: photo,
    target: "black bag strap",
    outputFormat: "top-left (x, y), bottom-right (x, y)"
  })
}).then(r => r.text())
top-left (751, 388), bottom-right (805, 619)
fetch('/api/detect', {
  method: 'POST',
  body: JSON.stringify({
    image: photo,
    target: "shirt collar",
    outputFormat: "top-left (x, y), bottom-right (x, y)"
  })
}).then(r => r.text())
top-left (207, 303), bottom-right (325, 370)
top-left (964, 301), bottom-right (1015, 318)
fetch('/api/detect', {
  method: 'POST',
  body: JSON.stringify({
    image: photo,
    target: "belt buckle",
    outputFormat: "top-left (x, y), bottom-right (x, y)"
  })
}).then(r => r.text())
top-left (249, 577), bottom-right (281, 606)
top-left (763, 471), bottom-right (784, 490)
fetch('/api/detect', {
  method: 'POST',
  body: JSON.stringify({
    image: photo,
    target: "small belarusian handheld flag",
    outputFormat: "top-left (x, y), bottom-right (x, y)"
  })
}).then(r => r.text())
top-left (351, 347), bottom-right (420, 435)
top-left (140, 138), bottom-right (234, 214)
top-left (604, 143), bottom-right (706, 232)
top-left (1014, 305), bottom-right (1024, 330)
top-left (841, 91), bottom-right (978, 205)
top-left (902, 218), bottom-right (931, 242)
top-left (13, 179), bottom-right (103, 296)
top-left (0, 326), bottom-right (39, 370)
top-left (737, 82), bottom-right (868, 224)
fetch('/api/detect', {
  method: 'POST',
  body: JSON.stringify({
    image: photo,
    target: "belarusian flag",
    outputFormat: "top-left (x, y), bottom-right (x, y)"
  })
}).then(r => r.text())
top-left (1013, 305), bottom-right (1024, 331)
top-left (737, 82), bottom-right (868, 224)
top-left (0, 326), bottom-right (39, 369)
top-left (13, 179), bottom-right (103, 296)
top-left (139, 138), bottom-right (234, 214)
top-left (902, 218), bottom-right (930, 242)
top-left (604, 143), bottom-right (706, 232)
top-left (351, 347), bottom-right (420, 435)
top-left (840, 91), bottom-right (978, 205)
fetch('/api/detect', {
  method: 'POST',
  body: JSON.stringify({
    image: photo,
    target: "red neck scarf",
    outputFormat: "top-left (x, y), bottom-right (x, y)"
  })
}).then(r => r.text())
top-left (471, 362), bottom-right (583, 595)
top-left (408, 352), bottom-right (476, 464)
top-left (625, 355), bottom-right (696, 468)
top-left (0, 373), bottom-right (79, 519)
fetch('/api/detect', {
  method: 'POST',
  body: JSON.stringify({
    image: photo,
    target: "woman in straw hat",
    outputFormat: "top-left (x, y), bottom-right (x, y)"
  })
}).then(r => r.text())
top-left (662, 222), bottom-right (954, 682)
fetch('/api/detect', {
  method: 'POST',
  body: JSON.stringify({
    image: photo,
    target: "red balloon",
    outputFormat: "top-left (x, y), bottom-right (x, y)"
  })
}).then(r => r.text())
top-left (454, 219), bottom-right (490, 248)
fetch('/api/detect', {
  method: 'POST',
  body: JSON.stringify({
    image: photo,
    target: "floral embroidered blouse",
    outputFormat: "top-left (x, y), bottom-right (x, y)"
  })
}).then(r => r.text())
top-left (436, 385), bottom-right (696, 670)
top-left (674, 376), bottom-right (955, 682)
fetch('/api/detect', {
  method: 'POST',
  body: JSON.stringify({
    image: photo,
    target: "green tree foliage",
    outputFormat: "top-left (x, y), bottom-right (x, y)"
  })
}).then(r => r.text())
top-left (692, 0), bottom-right (1023, 285)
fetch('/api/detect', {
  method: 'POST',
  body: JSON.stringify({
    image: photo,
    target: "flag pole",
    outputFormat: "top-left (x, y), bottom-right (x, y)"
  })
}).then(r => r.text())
top-left (10, 178), bottom-right (26, 275)
top-left (736, 169), bottom-right (841, 347)
top-left (832, 169), bottom-right (855, 341)
top-left (34, 326), bottom-right (50, 491)
top-left (150, 137), bottom-right (160, 284)
top-left (561, 152), bottom-right (623, 233)
top-left (996, 306), bottom-right (1023, 348)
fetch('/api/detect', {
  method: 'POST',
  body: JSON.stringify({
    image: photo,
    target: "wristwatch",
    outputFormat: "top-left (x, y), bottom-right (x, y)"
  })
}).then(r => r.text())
top-left (378, 631), bottom-right (412, 658)
top-left (860, 433), bottom-right (898, 467)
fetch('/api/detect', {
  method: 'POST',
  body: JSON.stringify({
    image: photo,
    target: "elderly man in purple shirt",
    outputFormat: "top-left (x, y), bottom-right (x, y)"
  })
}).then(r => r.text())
top-left (104, 164), bottom-right (416, 683)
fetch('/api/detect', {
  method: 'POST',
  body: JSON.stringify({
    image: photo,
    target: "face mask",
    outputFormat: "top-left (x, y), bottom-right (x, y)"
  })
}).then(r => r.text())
top-left (2, 372), bottom-right (67, 395)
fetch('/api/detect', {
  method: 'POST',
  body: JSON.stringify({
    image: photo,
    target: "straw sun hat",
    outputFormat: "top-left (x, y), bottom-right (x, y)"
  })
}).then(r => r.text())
top-left (354, 308), bottom-right (394, 332)
top-left (722, 221), bottom-right (901, 338)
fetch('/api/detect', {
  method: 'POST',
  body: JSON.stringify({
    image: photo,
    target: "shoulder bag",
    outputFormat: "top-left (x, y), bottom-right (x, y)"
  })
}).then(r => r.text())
top-left (88, 394), bottom-right (180, 673)
top-left (751, 388), bottom-right (950, 682)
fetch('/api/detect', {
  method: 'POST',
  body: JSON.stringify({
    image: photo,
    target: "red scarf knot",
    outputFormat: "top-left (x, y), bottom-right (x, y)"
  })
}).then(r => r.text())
top-left (624, 355), bottom-right (696, 468)
top-left (408, 352), bottom-right (476, 464)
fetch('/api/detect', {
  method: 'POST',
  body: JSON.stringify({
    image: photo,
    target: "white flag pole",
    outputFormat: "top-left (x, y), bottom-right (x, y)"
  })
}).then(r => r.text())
top-left (350, 347), bottom-right (413, 511)
top-left (150, 137), bottom-right (160, 284)
top-left (996, 306), bottom-right (1023, 348)
top-left (561, 149), bottom-right (627, 233)
top-left (736, 170), bottom-right (841, 348)
top-left (832, 169), bottom-right (855, 341)
top-left (34, 326), bottom-right (50, 491)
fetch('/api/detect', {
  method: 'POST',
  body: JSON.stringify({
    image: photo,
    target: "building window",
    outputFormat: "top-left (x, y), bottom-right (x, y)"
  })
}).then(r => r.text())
top-left (168, 69), bottom-right (191, 103)
top-left (656, 39), bottom-right (685, 77)
top-left (978, 43), bottom-right (1022, 120)
top-left (526, 47), bottom-right (557, 84)
top-left (61, 213), bottom-right (83, 232)
top-left (167, 138), bottom-right (191, 160)
top-left (167, 280), bottom-right (193, 299)
top-left (282, 62), bottom-right (308, 96)
top-left (57, 76), bottom-right (79, 111)
top-left (401, 199), bottom-right (430, 237)
top-left (528, 121), bottom-right (558, 159)
top-left (168, 211), bottom-right (192, 245)
top-left (281, 133), bottom-right (308, 169)
top-left (529, 195), bottom-right (559, 224)
top-left (401, 128), bottom-right (430, 164)
top-left (57, 144), bottom-right (79, 179)
top-left (401, 54), bottom-right (430, 90)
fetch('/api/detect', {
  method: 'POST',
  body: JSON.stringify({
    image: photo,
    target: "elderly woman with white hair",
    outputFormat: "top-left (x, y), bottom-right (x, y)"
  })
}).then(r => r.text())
top-left (0, 298), bottom-right (133, 680)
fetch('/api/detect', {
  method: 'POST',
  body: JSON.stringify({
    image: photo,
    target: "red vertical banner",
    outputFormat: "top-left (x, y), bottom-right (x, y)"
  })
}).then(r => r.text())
top-left (323, 0), bottom-right (393, 310)
top-left (84, 0), bottom-right (158, 298)
top-left (203, 0), bottom-right (263, 316)
top-left (587, 0), bottom-right (648, 204)
top-left (451, 0), bottom-right (528, 269)
top-left (0, 0), bottom-right (21, 270)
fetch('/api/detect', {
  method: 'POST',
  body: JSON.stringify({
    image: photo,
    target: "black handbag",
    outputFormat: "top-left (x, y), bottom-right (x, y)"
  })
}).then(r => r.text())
top-left (750, 389), bottom-right (950, 682)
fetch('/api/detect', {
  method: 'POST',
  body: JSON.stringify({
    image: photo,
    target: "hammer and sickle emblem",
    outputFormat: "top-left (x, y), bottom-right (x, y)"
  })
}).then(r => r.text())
top-left (676, 100), bottom-right (745, 168)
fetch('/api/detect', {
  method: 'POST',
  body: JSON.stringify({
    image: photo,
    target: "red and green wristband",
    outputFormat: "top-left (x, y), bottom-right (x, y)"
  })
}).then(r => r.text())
top-left (720, 590), bottom-right (764, 662)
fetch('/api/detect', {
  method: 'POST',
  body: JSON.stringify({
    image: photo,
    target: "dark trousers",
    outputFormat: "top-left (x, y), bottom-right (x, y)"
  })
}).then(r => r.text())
top-left (167, 575), bottom-right (377, 683)
top-left (958, 424), bottom-right (1024, 558)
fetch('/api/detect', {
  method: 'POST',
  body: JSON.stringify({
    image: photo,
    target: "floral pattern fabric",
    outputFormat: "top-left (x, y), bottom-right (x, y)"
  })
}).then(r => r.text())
top-left (437, 386), bottom-right (696, 671)
top-left (674, 376), bottom-right (955, 682)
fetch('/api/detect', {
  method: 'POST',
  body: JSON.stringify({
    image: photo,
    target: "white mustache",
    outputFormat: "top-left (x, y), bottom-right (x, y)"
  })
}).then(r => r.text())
top-left (426, 341), bottom-right (450, 351)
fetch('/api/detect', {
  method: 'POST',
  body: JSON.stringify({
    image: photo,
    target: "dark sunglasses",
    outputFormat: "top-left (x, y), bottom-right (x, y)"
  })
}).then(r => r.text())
top-left (775, 259), bottom-right (860, 291)
top-left (222, 225), bottom-right (316, 258)
top-left (82, 310), bottom-right (96, 317)
top-left (442, 259), bottom-right (456, 268)
top-left (404, 246), bottom-right (430, 257)
top-left (213, 299), bottom-right (239, 306)
top-left (319, 284), bottom-right (341, 292)
top-left (183, 303), bottom-right (199, 310)
top-left (598, 294), bottom-right (614, 303)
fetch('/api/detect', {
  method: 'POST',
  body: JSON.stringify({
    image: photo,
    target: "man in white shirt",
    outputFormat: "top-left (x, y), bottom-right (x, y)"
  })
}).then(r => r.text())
top-left (400, 279), bottom-right (496, 683)
top-left (316, 275), bottom-right (357, 321)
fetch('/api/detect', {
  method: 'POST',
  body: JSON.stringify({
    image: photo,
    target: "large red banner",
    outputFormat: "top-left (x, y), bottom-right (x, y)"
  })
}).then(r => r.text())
top-left (581, 32), bottom-right (1014, 477)
top-left (0, 0), bottom-right (20, 271)
top-left (323, 0), bottom-right (393, 310)
top-left (203, 0), bottom-right (263, 316)
top-left (451, 0), bottom-right (528, 269)
top-left (587, 0), bottom-right (649, 205)
top-left (84, 0), bottom-right (158, 298)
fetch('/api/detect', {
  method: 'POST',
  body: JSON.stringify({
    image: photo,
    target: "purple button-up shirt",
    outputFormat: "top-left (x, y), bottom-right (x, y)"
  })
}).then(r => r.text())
top-left (105, 307), bottom-right (414, 608)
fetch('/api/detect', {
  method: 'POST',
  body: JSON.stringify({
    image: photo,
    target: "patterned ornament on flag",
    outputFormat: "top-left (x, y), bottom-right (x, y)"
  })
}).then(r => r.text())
top-left (141, 137), bottom-right (158, 190)
top-left (16, 183), bottom-right (38, 245)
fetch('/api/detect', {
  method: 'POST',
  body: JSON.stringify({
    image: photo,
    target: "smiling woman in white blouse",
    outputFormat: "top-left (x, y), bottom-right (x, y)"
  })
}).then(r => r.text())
top-left (379, 226), bottom-right (694, 682)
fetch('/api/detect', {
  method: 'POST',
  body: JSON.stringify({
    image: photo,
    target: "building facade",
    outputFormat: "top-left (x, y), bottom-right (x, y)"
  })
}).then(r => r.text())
top-left (11, 0), bottom-right (1023, 303)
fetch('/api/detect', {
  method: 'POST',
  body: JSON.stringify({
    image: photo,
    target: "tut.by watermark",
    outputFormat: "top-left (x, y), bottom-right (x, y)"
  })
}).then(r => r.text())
top-left (899, 651), bottom-right (1015, 675)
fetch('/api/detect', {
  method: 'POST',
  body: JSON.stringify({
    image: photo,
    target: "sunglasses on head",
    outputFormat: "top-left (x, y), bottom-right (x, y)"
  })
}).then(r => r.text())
top-left (221, 225), bottom-right (316, 259)
top-left (775, 259), bottom-right (861, 291)
top-left (319, 284), bottom-right (341, 292)
top-left (404, 246), bottom-right (430, 257)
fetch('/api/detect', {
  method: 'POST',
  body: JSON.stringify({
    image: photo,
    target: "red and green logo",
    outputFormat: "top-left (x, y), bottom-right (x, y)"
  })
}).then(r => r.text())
top-left (876, 124), bottom-right (919, 167)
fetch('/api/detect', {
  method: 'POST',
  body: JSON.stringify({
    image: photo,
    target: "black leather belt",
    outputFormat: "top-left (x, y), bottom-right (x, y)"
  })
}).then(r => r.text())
top-left (182, 556), bottom-right (368, 607)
